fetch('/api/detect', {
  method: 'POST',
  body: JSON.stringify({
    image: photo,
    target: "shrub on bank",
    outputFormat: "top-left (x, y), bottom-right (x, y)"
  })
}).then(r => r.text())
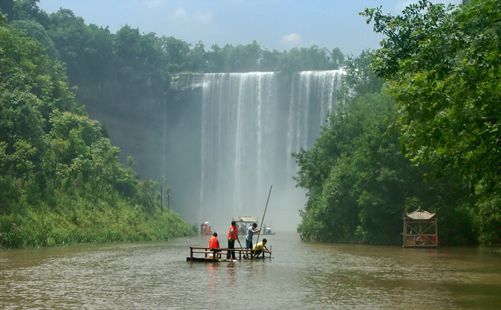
top-left (0, 194), bottom-right (196, 248)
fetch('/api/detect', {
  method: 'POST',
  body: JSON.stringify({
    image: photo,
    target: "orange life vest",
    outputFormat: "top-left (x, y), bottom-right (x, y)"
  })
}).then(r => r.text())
top-left (209, 236), bottom-right (220, 249)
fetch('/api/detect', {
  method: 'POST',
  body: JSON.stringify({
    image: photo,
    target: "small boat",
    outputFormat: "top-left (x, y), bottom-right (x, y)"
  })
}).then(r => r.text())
top-left (262, 225), bottom-right (275, 235)
top-left (200, 221), bottom-right (212, 235)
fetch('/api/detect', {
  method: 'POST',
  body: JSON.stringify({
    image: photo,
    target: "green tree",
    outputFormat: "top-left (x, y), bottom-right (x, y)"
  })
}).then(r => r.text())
top-left (362, 0), bottom-right (500, 244)
top-left (296, 52), bottom-right (475, 244)
top-left (11, 19), bottom-right (57, 58)
top-left (329, 48), bottom-right (345, 69)
top-left (278, 46), bottom-right (334, 72)
top-left (160, 36), bottom-right (191, 72)
top-left (0, 14), bottom-right (195, 248)
top-left (297, 91), bottom-right (414, 243)
top-left (48, 9), bottom-right (113, 85)
top-left (12, 0), bottom-right (49, 27)
top-left (0, 0), bottom-right (14, 21)
top-left (113, 26), bottom-right (169, 96)
top-left (187, 41), bottom-right (207, 72)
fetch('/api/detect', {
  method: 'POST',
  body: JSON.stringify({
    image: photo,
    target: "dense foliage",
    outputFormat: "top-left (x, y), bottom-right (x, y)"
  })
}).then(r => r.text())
top-left (0, 11), bottom-right (194, 248)
top-left (362, 0), bottom-right (500, 244)
top-left (297, 0), bottom-right (499, 245)
top-left (296, 54), bottom-right (475, 245)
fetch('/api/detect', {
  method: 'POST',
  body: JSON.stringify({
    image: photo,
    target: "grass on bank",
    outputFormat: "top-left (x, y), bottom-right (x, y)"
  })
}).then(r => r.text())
top-left (0, 192), bottom-right (196, 248)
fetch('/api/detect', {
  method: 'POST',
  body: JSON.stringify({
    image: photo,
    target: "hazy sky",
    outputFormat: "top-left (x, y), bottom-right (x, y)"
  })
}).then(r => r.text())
top-left (38, 0), bottom-right (461, 56)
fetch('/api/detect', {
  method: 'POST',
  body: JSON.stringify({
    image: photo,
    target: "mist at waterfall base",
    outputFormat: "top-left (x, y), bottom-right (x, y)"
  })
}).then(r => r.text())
top-left (164, 70), bottom-right (343, 233)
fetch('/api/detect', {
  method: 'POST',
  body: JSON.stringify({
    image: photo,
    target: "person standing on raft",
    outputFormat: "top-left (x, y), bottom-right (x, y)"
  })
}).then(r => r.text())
top-left (245, 223), bottom-right (260, 250)
top-left (227, 220), bottom-right (239, 260)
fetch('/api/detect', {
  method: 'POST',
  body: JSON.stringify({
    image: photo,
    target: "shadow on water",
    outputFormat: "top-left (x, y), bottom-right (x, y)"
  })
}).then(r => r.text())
top-left (1, 232), bottom-right (500, 308)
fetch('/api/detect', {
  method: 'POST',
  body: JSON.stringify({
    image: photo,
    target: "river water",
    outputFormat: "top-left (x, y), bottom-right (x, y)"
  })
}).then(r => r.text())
top-left (1, 232), bottom-right (500, 309)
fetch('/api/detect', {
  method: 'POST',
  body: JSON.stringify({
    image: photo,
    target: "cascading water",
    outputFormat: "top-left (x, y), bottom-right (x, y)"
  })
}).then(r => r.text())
top-left (286, 70), bottom-right (343, 184)
top-left (197, 70), bottom-right (344, 230)
top-left (199, 72), bottom-right (278, 224)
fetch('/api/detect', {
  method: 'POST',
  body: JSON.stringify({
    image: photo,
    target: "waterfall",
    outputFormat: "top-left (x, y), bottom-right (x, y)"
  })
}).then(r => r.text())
top-left (197, 70), bottom-right (343, 228)
top-left (285, 70), bottom-right (344, 184)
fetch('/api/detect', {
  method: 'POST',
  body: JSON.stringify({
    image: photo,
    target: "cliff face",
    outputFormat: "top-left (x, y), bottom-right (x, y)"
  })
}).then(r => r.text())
top-left (79, 74), bottom-right (201, 180)
top-left (78, 73), bottom-right (203, 221)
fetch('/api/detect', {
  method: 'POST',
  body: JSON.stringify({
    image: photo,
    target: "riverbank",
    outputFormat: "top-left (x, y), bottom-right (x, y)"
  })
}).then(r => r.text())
top-left (0, 197), bottom-right (196, 248)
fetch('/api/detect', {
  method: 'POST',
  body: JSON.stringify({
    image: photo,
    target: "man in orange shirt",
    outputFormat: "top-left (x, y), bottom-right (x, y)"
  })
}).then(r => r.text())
top-left (208, 232), bottom-right (220, 258)
top-left (227, 220), bottom-right (239, 260)
top-left (208, 232), bottom-right (220, 249)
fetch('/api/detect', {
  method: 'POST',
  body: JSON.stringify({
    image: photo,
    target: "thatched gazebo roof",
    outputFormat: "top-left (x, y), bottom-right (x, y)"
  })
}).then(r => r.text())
top-left (236, 216), bottom-right (257, 223)
top-left (405, 210), bottom-right (436, 220)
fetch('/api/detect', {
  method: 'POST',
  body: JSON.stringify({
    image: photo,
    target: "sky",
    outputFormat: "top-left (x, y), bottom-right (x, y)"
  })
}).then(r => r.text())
top-left (37, 0), bottom-right (462, 57)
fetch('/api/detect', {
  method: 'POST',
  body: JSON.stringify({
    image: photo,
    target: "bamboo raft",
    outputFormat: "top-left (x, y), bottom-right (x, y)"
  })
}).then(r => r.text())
top-left (186, 247), bottom-right (272, 262)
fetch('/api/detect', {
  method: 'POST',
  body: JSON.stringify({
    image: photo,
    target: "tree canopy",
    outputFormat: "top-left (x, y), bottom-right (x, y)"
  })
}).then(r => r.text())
top-left (297, 0), bottom-right (499, 245)
top-left (296, 53), bottom-right (475, 245)
top-left (0, 7), bottom-right (194, 247)
top-left (362, 0), bottom-right (500, 244)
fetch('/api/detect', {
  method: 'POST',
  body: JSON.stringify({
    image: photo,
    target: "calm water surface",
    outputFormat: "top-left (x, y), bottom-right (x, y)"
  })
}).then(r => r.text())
top-left (1, 232), bottom-right (500, 309)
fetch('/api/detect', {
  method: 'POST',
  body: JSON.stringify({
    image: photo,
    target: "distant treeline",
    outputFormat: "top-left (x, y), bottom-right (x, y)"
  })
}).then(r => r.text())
top-left (1, 0), bottom-right (345, 80)
top-left (0, 0), bottom-right (499, 247)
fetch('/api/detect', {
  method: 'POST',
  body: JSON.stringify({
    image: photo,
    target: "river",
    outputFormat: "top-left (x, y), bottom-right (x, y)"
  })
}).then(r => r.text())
top-left (1, 232), bottom-right (500, 309)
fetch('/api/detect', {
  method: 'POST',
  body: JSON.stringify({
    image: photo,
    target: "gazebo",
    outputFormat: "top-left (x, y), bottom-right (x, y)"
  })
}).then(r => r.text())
top-left (235, 216), bottom-right (258, 234)
top-left (402, 209), bottom-right (438, 248)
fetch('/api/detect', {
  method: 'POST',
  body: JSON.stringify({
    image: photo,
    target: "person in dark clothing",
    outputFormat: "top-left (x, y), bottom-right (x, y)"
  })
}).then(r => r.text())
top-left (227, 220), bottom-right (239, 260)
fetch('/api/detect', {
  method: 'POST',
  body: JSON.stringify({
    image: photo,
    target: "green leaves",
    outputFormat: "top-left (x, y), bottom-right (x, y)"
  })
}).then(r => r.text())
top-left (364, 0), bottom-right (501, 244)
top-left (0, 9), bottom-right (195, 247)
top-left (296, 48), bottom-right (479, 244)
top-left (297, 84), bottom-right (418, 243)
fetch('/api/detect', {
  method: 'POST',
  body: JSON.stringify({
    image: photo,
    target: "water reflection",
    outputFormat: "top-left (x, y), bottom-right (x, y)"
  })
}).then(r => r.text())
top-left (207, 263), bottom-right (218, 305)
top-left (0, 233), bottom-right (500, 309)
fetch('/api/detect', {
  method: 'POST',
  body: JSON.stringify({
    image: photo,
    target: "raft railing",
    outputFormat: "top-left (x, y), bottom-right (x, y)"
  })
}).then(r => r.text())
top-left (187, 247), bottom-right (272, 262)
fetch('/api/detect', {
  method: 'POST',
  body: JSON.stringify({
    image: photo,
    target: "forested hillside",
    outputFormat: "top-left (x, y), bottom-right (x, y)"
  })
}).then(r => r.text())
top-left (297, 0), bottom-right (500, 245)
top-left (0, 3), bottom-right (195, 248)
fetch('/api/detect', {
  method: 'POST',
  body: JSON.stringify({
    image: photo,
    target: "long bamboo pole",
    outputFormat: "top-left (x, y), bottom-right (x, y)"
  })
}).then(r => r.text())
top-left (256, 184), bottom-right (273, 245)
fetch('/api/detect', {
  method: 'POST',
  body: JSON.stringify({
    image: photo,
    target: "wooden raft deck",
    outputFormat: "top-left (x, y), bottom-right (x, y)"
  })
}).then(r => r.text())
top-left (186, 247), bottom-right (271, 262)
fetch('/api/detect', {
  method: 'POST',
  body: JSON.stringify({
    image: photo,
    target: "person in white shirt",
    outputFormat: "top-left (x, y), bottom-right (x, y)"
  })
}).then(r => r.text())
top-left (245, 223), bottom-right (260, 250)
